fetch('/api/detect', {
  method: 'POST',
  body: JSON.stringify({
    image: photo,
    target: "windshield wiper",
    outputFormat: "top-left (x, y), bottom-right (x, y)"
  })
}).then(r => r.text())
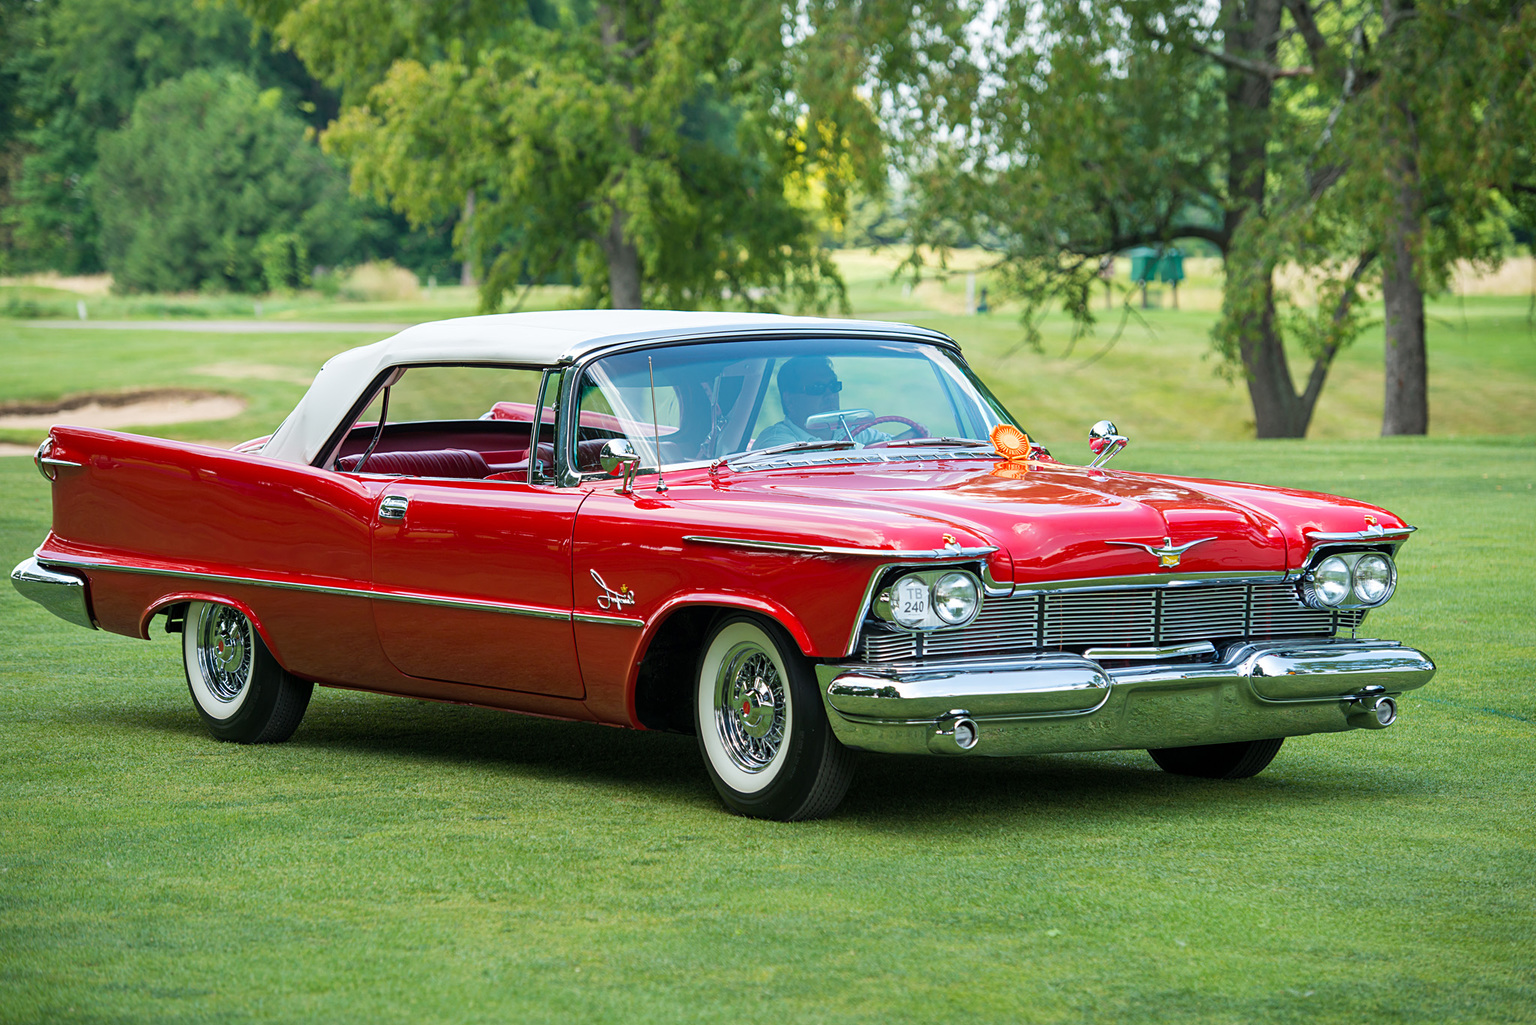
top-left (883, 437), bottom-right (994, 449)
top-left (722, 439), bottom-right (858, 467)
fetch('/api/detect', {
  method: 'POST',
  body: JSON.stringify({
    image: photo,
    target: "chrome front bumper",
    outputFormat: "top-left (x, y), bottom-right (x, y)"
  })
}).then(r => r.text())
top-left (816, 640), bottom-right (1435, 757)
top-left (10, 557), bottom-right (96, 630)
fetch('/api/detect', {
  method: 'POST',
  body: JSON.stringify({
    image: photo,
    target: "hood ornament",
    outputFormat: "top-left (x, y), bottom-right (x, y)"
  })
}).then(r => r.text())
top-left (1087, 420), bottom-right (1128, 469)
top-left (1106, 536), bottom-right (1217, 568)
top-left (989, 424), bottom-right (1048, 479)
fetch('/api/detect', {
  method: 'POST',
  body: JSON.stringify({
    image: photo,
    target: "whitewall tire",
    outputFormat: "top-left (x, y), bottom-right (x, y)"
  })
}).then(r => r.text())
top-left (183, 601), bottom-right (312, 743)
top-left (694, 614), bottom-right (855, 820)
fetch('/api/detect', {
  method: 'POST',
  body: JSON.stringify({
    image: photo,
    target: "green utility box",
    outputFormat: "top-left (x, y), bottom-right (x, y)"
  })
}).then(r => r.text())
top-left (1128, 247), bottom-right (1159, 283)
top-left (1157, 248), bottom-right (1185, 284)
top-left (1125, 246), bottom-right (1186, 309)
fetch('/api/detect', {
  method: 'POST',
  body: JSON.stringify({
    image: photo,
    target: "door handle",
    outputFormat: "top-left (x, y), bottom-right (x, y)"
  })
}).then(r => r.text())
top-left (379, 495), bottom-right (410, 521)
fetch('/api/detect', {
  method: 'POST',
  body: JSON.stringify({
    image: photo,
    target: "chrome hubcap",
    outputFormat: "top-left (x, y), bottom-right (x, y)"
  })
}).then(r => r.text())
top-left (713, 641), bottom-right (786, 772)
top-left (197, 605), bottom-right (252, 702)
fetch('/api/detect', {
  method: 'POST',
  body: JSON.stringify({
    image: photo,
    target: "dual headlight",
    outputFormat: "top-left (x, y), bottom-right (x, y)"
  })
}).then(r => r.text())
top-left (1303, 551), bottom-right (1396, 610)
top-left (874, 570), bottom-right (982, 630)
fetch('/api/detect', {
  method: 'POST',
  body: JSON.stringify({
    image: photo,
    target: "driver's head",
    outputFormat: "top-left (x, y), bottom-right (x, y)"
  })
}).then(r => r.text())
top-left (777, 356), bottom-right (842, 428)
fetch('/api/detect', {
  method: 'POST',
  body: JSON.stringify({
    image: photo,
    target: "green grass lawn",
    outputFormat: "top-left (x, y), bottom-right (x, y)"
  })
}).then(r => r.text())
top-left (1, 266), bottom-right (1533, 1021)
top-left (1, 439), bottom-right (1532, 1023)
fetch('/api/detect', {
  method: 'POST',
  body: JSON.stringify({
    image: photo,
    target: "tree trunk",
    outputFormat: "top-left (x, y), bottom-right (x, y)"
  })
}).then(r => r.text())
top-left (1221, 0), bottom-right (1313, 438)
top-left (1381, 232), bottom-right (1427, 434)
top-left (604, 206), bottom-right (643, 309)
top-left (1239, 278), bottom-right (1313, 437)
top-left (1380, 73), bottom-right (1428, 433)
top-left (459, 190), bottom-right (476, 288)
top-left (597, 4), bottom-right (643, 309)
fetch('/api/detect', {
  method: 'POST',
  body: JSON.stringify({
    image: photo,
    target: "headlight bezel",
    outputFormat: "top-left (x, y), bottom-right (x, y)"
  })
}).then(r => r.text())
top-left (873, 568), bottom-right (984, 631)
top-left (1301, 549), bottom-right (1398, 610)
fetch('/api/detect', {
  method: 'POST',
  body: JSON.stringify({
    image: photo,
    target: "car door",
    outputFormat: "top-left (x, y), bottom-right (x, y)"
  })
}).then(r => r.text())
top-left (369, 476), bottom-right (588, 697)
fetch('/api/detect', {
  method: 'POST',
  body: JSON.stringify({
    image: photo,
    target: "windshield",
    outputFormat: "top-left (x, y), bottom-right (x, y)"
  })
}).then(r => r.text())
top-left (572, 336), bottom-right (1021, 472)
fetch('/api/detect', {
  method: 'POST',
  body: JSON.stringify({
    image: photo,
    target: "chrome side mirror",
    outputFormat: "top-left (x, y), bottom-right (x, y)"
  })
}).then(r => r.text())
top-left (1087, 420), bottom-right (1128, 469)
top-left (600, 438), bottom-right (641, 493)
top-left (805, 408), bottom-right (875, 441)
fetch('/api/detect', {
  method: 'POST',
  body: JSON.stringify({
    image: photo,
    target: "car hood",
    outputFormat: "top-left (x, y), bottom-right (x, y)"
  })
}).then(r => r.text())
top-left (697, 459), bottom-right (1408, 585)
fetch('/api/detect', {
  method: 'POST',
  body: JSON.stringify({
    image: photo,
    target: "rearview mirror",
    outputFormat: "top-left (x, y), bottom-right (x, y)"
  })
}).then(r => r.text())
top-left (600, 438), bottom-right (641, 493)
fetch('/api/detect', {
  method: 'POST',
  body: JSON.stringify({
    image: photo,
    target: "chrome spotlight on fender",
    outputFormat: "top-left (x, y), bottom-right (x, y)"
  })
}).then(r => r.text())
top-left (1087, 420), bottom-right (1128, 469)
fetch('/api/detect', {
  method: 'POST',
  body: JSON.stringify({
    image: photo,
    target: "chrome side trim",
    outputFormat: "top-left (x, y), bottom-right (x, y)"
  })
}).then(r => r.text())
top-left (682, 535), bottom-right (998, 560)
top-left (1306, 525), bottom-right (1416, 542)
top-left (373, 589), bottom-right (569, 620)
top-left (572, 611), bottom-right (645, 627)
top-left (1083, 641), bottom-right (1215, 661)
top-left (34, 555), bottom-right (580, 623)
top-left (11, 557), bottom-right (96, 629)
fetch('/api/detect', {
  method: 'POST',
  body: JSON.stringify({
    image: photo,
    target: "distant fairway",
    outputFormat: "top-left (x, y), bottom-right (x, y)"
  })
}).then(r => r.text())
top-left (3, 249), bottom-right (1533, 452)
top-left (0, 263), bottom-right (1532, 1023)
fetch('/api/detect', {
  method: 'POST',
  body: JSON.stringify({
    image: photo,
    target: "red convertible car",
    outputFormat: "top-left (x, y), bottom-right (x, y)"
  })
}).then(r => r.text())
top-left (12, 311), bottom-right (1435, 819)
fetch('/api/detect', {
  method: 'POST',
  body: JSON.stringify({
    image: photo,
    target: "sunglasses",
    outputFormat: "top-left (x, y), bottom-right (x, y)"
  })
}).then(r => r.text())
top-left (792, 379), bottom-right (843, 396)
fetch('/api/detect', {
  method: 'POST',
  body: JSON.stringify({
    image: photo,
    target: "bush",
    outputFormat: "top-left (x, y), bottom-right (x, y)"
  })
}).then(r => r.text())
top-left (339, 261), bottom-right (421, 301)
top-left (94, 69), bottom-right (360, 294)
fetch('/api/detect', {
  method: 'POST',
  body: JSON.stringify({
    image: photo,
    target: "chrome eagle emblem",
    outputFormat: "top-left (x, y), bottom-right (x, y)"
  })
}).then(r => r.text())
top-left (590, 569), bottom-right (636, 610)
top-left (1106, 536), bottom-right (1217, 568)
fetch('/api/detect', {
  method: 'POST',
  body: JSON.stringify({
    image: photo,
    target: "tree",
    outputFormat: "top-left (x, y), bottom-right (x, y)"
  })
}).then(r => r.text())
top-left (0, 0), bottom-right (340, 274)
top-left (94, 69), bottom-right (361, 293)
top-left (1306, 1), bottom-right (1536, 435)
top-left (902, 1), bottom-right (1533, 438)
top-left (241, 0), bottom-right (938, 311)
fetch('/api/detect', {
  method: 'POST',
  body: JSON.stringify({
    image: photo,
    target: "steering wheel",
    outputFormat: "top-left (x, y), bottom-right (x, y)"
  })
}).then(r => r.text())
top-left (847, 415), bottom-right (930, 442)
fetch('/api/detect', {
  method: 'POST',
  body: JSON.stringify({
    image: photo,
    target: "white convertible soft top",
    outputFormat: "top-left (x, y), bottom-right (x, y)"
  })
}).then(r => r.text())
top-left (260, 309), bottom-right (944, 465)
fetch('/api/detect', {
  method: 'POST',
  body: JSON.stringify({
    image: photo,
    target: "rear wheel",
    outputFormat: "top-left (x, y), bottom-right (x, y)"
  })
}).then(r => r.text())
top-left (183, 601), bottom-right (312, 743)
top-left (695, 614), bottom-right (854, 820)
top-left (1148, 737), bottom-right (1284, 779)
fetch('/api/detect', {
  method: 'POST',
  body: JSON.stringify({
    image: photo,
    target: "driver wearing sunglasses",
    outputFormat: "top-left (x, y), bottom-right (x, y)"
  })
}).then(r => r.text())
top-left (754, 355), bottom-right (886, 449)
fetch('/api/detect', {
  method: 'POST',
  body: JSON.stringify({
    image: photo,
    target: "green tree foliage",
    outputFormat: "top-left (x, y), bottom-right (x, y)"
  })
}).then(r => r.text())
top-left (243, 0), bottom-right (950, 311)
top-left (0, 0), bottom-right (339, 275)
top-left (902, 0), bottom-right (1534, 438)
top-left (94, 69), bottom-right (360, 293)
top-left (1291, 1), bottom-right (1536, 434)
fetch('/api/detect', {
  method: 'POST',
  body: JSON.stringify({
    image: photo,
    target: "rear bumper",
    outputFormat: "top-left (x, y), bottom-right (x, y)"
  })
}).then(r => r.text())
top-left (10, 557), bottom-right (96, 630)
top-left (816, 639), bottom-right (1435, 757)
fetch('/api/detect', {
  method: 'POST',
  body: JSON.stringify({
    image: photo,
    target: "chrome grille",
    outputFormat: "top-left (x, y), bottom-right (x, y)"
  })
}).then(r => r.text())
top-left (1044, 590), bottom-right (1157, 646)
top-left (861, 632), bottom-right (919, 662)
top-left (860, 580), bottom-right (1366, 663)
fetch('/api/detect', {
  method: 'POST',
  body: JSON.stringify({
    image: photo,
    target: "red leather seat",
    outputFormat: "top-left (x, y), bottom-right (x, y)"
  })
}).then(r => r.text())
top-left (337, 448), bottom-right (492, 479)
top-left (490, 439), bottom-right (619, 479)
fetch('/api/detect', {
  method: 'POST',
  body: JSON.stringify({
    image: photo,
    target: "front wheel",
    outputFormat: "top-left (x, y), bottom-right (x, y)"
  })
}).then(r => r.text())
top-left (1148, 737), bottom-right (1284, 779)
top-left (183, 601), bottom-right (313, 743)
top-left (695, 614), bottom-right (855, 820)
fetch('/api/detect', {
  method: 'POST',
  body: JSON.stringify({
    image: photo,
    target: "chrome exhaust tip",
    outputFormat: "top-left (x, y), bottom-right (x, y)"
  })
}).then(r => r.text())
top-left (1346, 690), bottom-right (1398, 729)
top-left (928, 711), bottom-right (980, 754)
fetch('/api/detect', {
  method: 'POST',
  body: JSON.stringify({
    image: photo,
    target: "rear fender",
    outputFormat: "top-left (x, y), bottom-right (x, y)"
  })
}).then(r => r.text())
top-left (142, 591), bottom-right (284, 665)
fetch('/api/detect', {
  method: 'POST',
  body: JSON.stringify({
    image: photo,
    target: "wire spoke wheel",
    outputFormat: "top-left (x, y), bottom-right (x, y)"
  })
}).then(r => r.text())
top-left (713, 642), bottom-right (787, 773)
top-left (182, 600), bottom-right (313, 743)
top-left (694, 614), bottom-right (855, 820)
top-left (195, 603), bottom-right (254, 704)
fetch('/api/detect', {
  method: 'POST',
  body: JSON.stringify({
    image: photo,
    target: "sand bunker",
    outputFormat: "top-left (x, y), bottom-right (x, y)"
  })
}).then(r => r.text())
top-left (0, 388), bottom-right (247, 452)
